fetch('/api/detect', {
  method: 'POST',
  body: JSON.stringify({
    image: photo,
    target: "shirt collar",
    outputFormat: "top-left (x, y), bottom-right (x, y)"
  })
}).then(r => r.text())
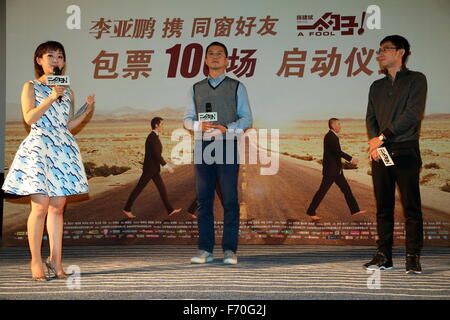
top-left (331, 129), bottom-right (339, 138)
top-left (152, 130), bottom-right (159, 136)
top-left (207, 73), bottom-right (226, 87)
top-left (384, 66), bottom-right (409, 81)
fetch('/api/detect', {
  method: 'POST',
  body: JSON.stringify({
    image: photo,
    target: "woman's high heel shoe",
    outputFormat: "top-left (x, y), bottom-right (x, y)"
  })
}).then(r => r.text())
top-left (45, 258), bottom-right (69, 279)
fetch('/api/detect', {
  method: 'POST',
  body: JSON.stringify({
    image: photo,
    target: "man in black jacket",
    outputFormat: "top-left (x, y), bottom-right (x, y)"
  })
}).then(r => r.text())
top-left (306, 118), bottom-right (365, 221)
top-left (364, 35), bottom-right (427, 274)
top-left (122, 117), bottom-right (181, 218)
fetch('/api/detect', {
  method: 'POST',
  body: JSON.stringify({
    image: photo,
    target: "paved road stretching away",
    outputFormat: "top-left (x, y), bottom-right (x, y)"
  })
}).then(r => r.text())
top-left (4, 140), bottom-right (449, 244)
top-left (61, 154), bottom-right (448, 224)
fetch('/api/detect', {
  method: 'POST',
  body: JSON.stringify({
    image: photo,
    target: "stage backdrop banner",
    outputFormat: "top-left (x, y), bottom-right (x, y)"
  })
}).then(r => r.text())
top-left (3, 0), bottom-right (450, 246)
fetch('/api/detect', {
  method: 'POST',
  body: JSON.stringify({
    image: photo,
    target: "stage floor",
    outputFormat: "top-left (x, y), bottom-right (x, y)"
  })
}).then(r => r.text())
top-left (0, 245), bottom-right (449, 300)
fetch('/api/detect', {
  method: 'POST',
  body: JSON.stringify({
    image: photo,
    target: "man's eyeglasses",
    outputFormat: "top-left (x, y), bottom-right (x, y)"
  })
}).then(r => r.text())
top-left (376, 46), bottom-right (397, 55)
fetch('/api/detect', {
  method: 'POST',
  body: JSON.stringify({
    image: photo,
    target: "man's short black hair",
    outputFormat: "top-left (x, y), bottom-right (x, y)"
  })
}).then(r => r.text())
top-left (380, 35), bottom-right (411, 66)
top-left (206, 41), bottom-right (228, 58)
top-left (151, 117), bottom-right (163, 129)
top-left (328, 118), bottom-right (339, 130)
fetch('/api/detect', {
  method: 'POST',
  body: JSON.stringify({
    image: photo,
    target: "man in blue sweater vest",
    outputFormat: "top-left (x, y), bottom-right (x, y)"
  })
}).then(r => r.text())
top-left (184, 42), bottom-right (253, 265)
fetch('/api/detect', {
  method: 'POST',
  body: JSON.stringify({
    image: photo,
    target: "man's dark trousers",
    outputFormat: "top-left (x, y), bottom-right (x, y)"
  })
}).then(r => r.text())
top-left (371, 142), bottom-right (423, 259)
top-left (123, 171), bottom-right (173, 213)
top-left (307, 173), bottom-right (360, 216)
top-left (195, 139), bottom-right (240, 254)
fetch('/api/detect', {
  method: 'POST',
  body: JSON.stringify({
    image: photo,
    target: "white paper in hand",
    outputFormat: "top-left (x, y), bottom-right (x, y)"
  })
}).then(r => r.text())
top-left (198, 112), bottom-right (218, 122)
top-left (74, 103), bottom-right (88, 118)
top-left (377, 147), bottom-right (395, 166)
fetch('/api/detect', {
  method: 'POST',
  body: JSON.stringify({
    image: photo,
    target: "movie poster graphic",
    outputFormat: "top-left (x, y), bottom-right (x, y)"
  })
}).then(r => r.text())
top-left (3, 0), bottom-right (450, 246)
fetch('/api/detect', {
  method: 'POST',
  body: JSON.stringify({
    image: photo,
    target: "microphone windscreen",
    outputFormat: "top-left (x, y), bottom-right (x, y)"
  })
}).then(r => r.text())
top-left (53, 67), bottom-right (63, 102)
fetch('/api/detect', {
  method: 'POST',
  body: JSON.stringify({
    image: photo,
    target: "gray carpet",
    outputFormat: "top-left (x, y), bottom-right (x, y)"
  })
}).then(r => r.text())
top-left (0, 245), bottom-right (449, 300)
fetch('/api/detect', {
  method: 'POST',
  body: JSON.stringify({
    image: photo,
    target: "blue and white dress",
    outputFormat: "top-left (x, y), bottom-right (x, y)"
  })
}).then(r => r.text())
top-left (2, 80), bottom-right (89, 196)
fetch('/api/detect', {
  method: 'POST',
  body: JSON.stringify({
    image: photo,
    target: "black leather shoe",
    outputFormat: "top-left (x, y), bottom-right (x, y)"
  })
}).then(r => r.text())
top-left (406, 254), bottom-right (422, 274)
top-left (363, 251), bottom-right (393, 270)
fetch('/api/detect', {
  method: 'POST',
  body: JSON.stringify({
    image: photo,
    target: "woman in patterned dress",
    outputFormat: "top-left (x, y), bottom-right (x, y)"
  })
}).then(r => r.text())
top-left (2, 41), bottom-right (95, 281)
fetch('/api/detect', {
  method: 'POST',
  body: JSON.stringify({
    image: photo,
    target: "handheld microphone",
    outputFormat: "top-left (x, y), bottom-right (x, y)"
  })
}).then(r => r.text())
top-left (53, 67), bottom-right (62, 75)
top-left (53, 67), bottom-right (63, 103)
top-left (198, 102), bottom-right (218, 122)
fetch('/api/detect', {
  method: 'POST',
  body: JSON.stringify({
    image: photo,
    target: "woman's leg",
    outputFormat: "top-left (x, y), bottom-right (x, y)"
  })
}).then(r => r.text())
top-left (28, 194), bottom-right (50, 277)
top-left (46, 196), bottom-right (67, 275)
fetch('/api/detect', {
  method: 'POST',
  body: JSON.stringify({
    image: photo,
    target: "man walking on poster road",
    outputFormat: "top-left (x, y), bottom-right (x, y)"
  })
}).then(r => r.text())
top-left (122, 117), bottom-right (181, 218)
top-left (306, 118), bottom-right (366, 221)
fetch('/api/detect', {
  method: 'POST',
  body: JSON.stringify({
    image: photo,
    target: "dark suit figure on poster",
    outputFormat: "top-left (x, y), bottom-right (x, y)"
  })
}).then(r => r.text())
top-left (122, 117), bottom-right (181, 218)
top-left (187, 184), bottom-right (223, 219)
top-left (306, 118), bottom-right (366, 221)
